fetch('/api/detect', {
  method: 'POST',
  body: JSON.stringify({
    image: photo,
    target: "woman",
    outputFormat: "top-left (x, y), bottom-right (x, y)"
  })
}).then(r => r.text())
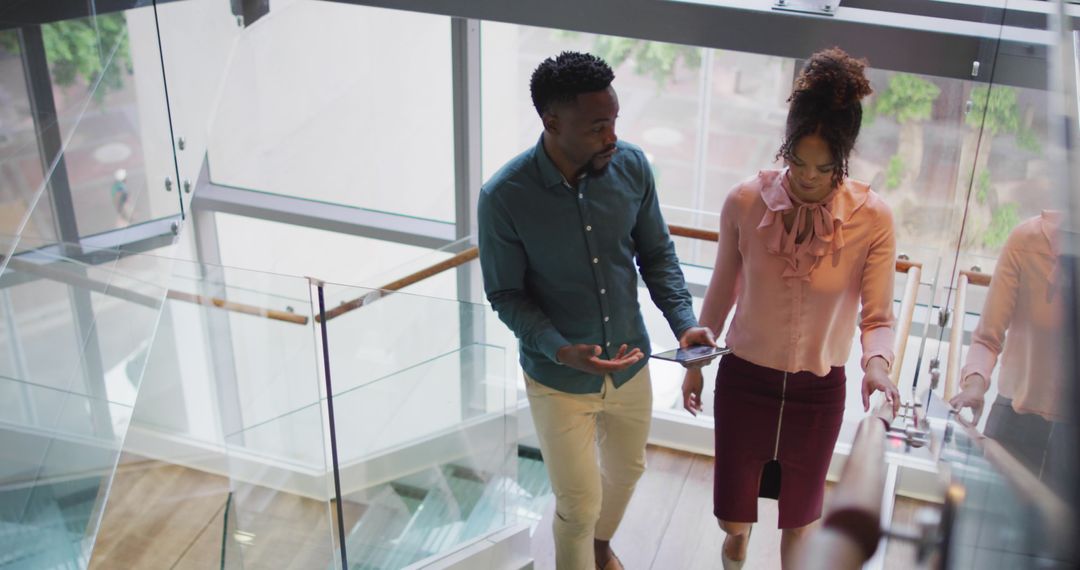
top-left (682, 48), bottom-right (901, 569)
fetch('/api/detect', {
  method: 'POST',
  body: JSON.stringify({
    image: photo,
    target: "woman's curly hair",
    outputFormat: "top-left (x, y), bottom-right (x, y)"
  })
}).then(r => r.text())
top-left (777, 47), bottom-right (873, 187)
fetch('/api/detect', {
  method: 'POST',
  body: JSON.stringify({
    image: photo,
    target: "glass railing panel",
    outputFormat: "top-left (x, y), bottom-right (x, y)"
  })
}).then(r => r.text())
top-left (0, 232), bottom-right (170, 570)
top-left (317, 281), bottom-right (513, 568)
top-left (317, 284), bottom-right (486, 396)
top-left (211, 213), bottom-right (461, 302)
top-left (84, 254), bottom-right (329, 568)
top-left (148, 0), bottom-right (241, 217)
top-left (58, 2), bottom-right (182, 237)
top-left (220, 401), bottom-right (337, 569)
top-left (0, 2), bottom-right (183, 250)
top-left (328, 346), bottom-right (511, 569)
top-left (941, 421), bottom-right (1074, 568)
top-left (0, 376), bottom-right (133, 570)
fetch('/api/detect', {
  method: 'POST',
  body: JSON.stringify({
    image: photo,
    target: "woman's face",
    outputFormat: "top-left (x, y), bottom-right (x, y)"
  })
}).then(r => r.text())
top-left (784, 133), bottom-right (837, 199)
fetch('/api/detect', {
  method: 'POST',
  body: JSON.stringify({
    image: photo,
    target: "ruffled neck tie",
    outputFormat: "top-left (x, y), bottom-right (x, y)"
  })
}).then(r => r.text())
top-left (761, 175), bottom-right (844, 280)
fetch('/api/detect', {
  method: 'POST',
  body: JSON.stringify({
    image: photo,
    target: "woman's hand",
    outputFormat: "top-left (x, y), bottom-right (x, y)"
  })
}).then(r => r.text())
top-left (682, 367), bottom-right (705, 416)
top-left (862, 356), bottom-right (899, 414)
top-left (949, 375), bottom-right (988, 425)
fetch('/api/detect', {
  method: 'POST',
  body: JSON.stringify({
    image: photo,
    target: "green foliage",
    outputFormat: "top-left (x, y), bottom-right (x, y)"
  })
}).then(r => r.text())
top-left (982, 202), bottom-right (1020, 249)
top-left (1015, 128), bottom-right (1041, 153)
top-left (0, 15), bottom-right (131, 103)
top-left (0, 30), bottom-right (15, 52)
top-left (860, 104), bottom-right (876, 128)
top-left (966, 86), bottom-right (1019, 136)
top-left (553, 31), bottom-right (702, 89)
top-left (975, 169), bottom-right (990, 204)
top-left (885, 154), bottom-right (904, 189)
top-left (874, 74), bottom-right (940, 124)
top-left (966, 86), bottom-right (1041, 152)
top-left (593, 37), bottom-right (701, 87)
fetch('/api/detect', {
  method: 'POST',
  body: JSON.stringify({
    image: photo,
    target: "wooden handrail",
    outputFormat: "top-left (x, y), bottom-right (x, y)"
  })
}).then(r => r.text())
top-left (166, 290), bottom-right (308, 325)
top-left (895, 258), bottom-right (923, 273)
top-left (5, 256), bottom-right (309, 325)
top-left (668, 223), bottom-right (719, 243)
top-left (667, 223), bottom-right (923, 274)
top-left (799, 410), bottom-right (891, 570)
top-left (890, 265), bottom-right (921, 385)
top-left (959, 268), bottom-right (992, 287)
top-left (316, 223), bottom-right (922, 323)
top-left (317, 247), bottom-right (479, 322)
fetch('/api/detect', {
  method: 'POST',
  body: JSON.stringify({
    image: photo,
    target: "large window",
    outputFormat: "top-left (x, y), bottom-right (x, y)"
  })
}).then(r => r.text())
top-left (204, 3), bottom-right (457, 224)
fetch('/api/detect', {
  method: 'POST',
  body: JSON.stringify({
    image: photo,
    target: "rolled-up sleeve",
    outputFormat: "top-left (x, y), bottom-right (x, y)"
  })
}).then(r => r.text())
top-left (859, 203), bottom-right (897, 371)
top-left (630, 153), bottom-right (697, 339)
top-left (478, 188), bottom-right (568, 362)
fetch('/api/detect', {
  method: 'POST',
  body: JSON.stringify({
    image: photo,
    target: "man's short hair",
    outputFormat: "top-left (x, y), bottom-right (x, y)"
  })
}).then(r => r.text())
top-left (529, 51), bottom-right (615, 117)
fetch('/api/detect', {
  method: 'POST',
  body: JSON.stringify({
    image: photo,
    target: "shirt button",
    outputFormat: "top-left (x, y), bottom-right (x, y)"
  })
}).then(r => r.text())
top-left (604, 316), bottom-right (610, 322)
top-left (593, 258), bottom-right (599, 264)
top-left (600, 288), bottom-right (606, 294)
top-left (578, 193), bottom-right (584, 199)
top-left (586, 225), bottom-right (592, 231)
top-left (606, 342), bottom-right (611, 347)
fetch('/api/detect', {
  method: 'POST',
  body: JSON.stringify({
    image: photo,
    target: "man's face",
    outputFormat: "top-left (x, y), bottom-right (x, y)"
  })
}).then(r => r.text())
top-left (545, 86), bottom-right (620, 176)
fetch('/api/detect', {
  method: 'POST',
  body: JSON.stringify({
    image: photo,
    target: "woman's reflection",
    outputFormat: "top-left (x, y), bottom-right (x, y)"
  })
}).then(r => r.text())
top-left (950, 210), bottom-right (1067, 480)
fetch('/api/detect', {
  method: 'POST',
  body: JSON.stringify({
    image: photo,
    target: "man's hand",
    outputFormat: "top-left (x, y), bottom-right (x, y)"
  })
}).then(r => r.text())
top-left (862, 356), bottom-right (900, 414)
top-left (677, 326), bottom-right (719, 369)
top-left (949, 376), bottom-right (987, 426)
top-left (682, 367), bottom-right (704, 416)
top-left (556, 343), bottom-right (643, 375)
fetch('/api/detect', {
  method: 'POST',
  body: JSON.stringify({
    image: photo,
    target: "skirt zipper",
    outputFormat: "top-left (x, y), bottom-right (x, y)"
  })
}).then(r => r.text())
top-left (773, 371), bottom-right (788, 460)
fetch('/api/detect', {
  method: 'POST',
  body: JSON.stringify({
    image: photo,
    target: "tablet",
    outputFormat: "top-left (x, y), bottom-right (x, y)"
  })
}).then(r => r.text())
top-left (650, 345), bottom-right (731, 364)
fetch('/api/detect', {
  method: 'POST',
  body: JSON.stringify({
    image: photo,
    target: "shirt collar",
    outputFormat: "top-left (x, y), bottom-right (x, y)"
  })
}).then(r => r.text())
top-left (534, 134), bottom-right (586, 189)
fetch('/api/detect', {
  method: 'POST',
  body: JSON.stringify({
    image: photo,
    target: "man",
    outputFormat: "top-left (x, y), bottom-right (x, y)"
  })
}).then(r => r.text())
top-left (477, 52), bottom-right (715, 570)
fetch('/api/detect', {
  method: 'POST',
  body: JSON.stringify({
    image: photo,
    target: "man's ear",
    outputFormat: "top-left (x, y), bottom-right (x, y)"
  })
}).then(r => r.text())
top-left (542, 111), bottom-right (559, 135)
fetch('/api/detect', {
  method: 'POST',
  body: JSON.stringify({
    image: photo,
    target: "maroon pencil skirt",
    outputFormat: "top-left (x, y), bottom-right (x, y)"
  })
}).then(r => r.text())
top-left (713, 353), bottom-right (846, 529)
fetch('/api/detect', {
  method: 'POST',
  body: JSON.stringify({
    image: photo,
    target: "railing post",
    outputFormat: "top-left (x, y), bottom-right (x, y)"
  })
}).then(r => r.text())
top-left (314, 279), bottom-right (349, 570)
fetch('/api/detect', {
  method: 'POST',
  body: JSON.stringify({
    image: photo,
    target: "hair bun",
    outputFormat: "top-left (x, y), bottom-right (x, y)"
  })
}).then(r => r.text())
top-left (791, 47), bottom-right (872, 111)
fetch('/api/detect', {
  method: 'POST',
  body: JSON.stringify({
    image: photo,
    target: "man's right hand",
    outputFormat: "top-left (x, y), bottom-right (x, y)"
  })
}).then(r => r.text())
top-left (556, 343), bottom-right (643, 375)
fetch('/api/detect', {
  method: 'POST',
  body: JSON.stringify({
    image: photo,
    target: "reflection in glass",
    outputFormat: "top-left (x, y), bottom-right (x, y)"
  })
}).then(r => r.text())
top-left (952, 211), bottom-right (1070, 486)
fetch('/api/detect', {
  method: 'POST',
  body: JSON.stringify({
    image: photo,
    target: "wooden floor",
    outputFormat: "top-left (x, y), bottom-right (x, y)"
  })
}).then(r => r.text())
top-left (530, 445), bottom-right (932, 570)
top-left (91, 449), bottom-right (931, 569)
top-left (89, 454), bottom-right (354, 569)
top-left (89, 455), bottom-right (231, 569)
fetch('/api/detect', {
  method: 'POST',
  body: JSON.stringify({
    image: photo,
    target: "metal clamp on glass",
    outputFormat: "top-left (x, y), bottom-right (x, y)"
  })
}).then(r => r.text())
top-left (772, 0), bottom-right (840, 16)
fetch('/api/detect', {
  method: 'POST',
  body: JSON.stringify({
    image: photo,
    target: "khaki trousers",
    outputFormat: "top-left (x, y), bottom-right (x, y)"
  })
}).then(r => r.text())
top-left (525, 366), bottom-right (653, 570)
